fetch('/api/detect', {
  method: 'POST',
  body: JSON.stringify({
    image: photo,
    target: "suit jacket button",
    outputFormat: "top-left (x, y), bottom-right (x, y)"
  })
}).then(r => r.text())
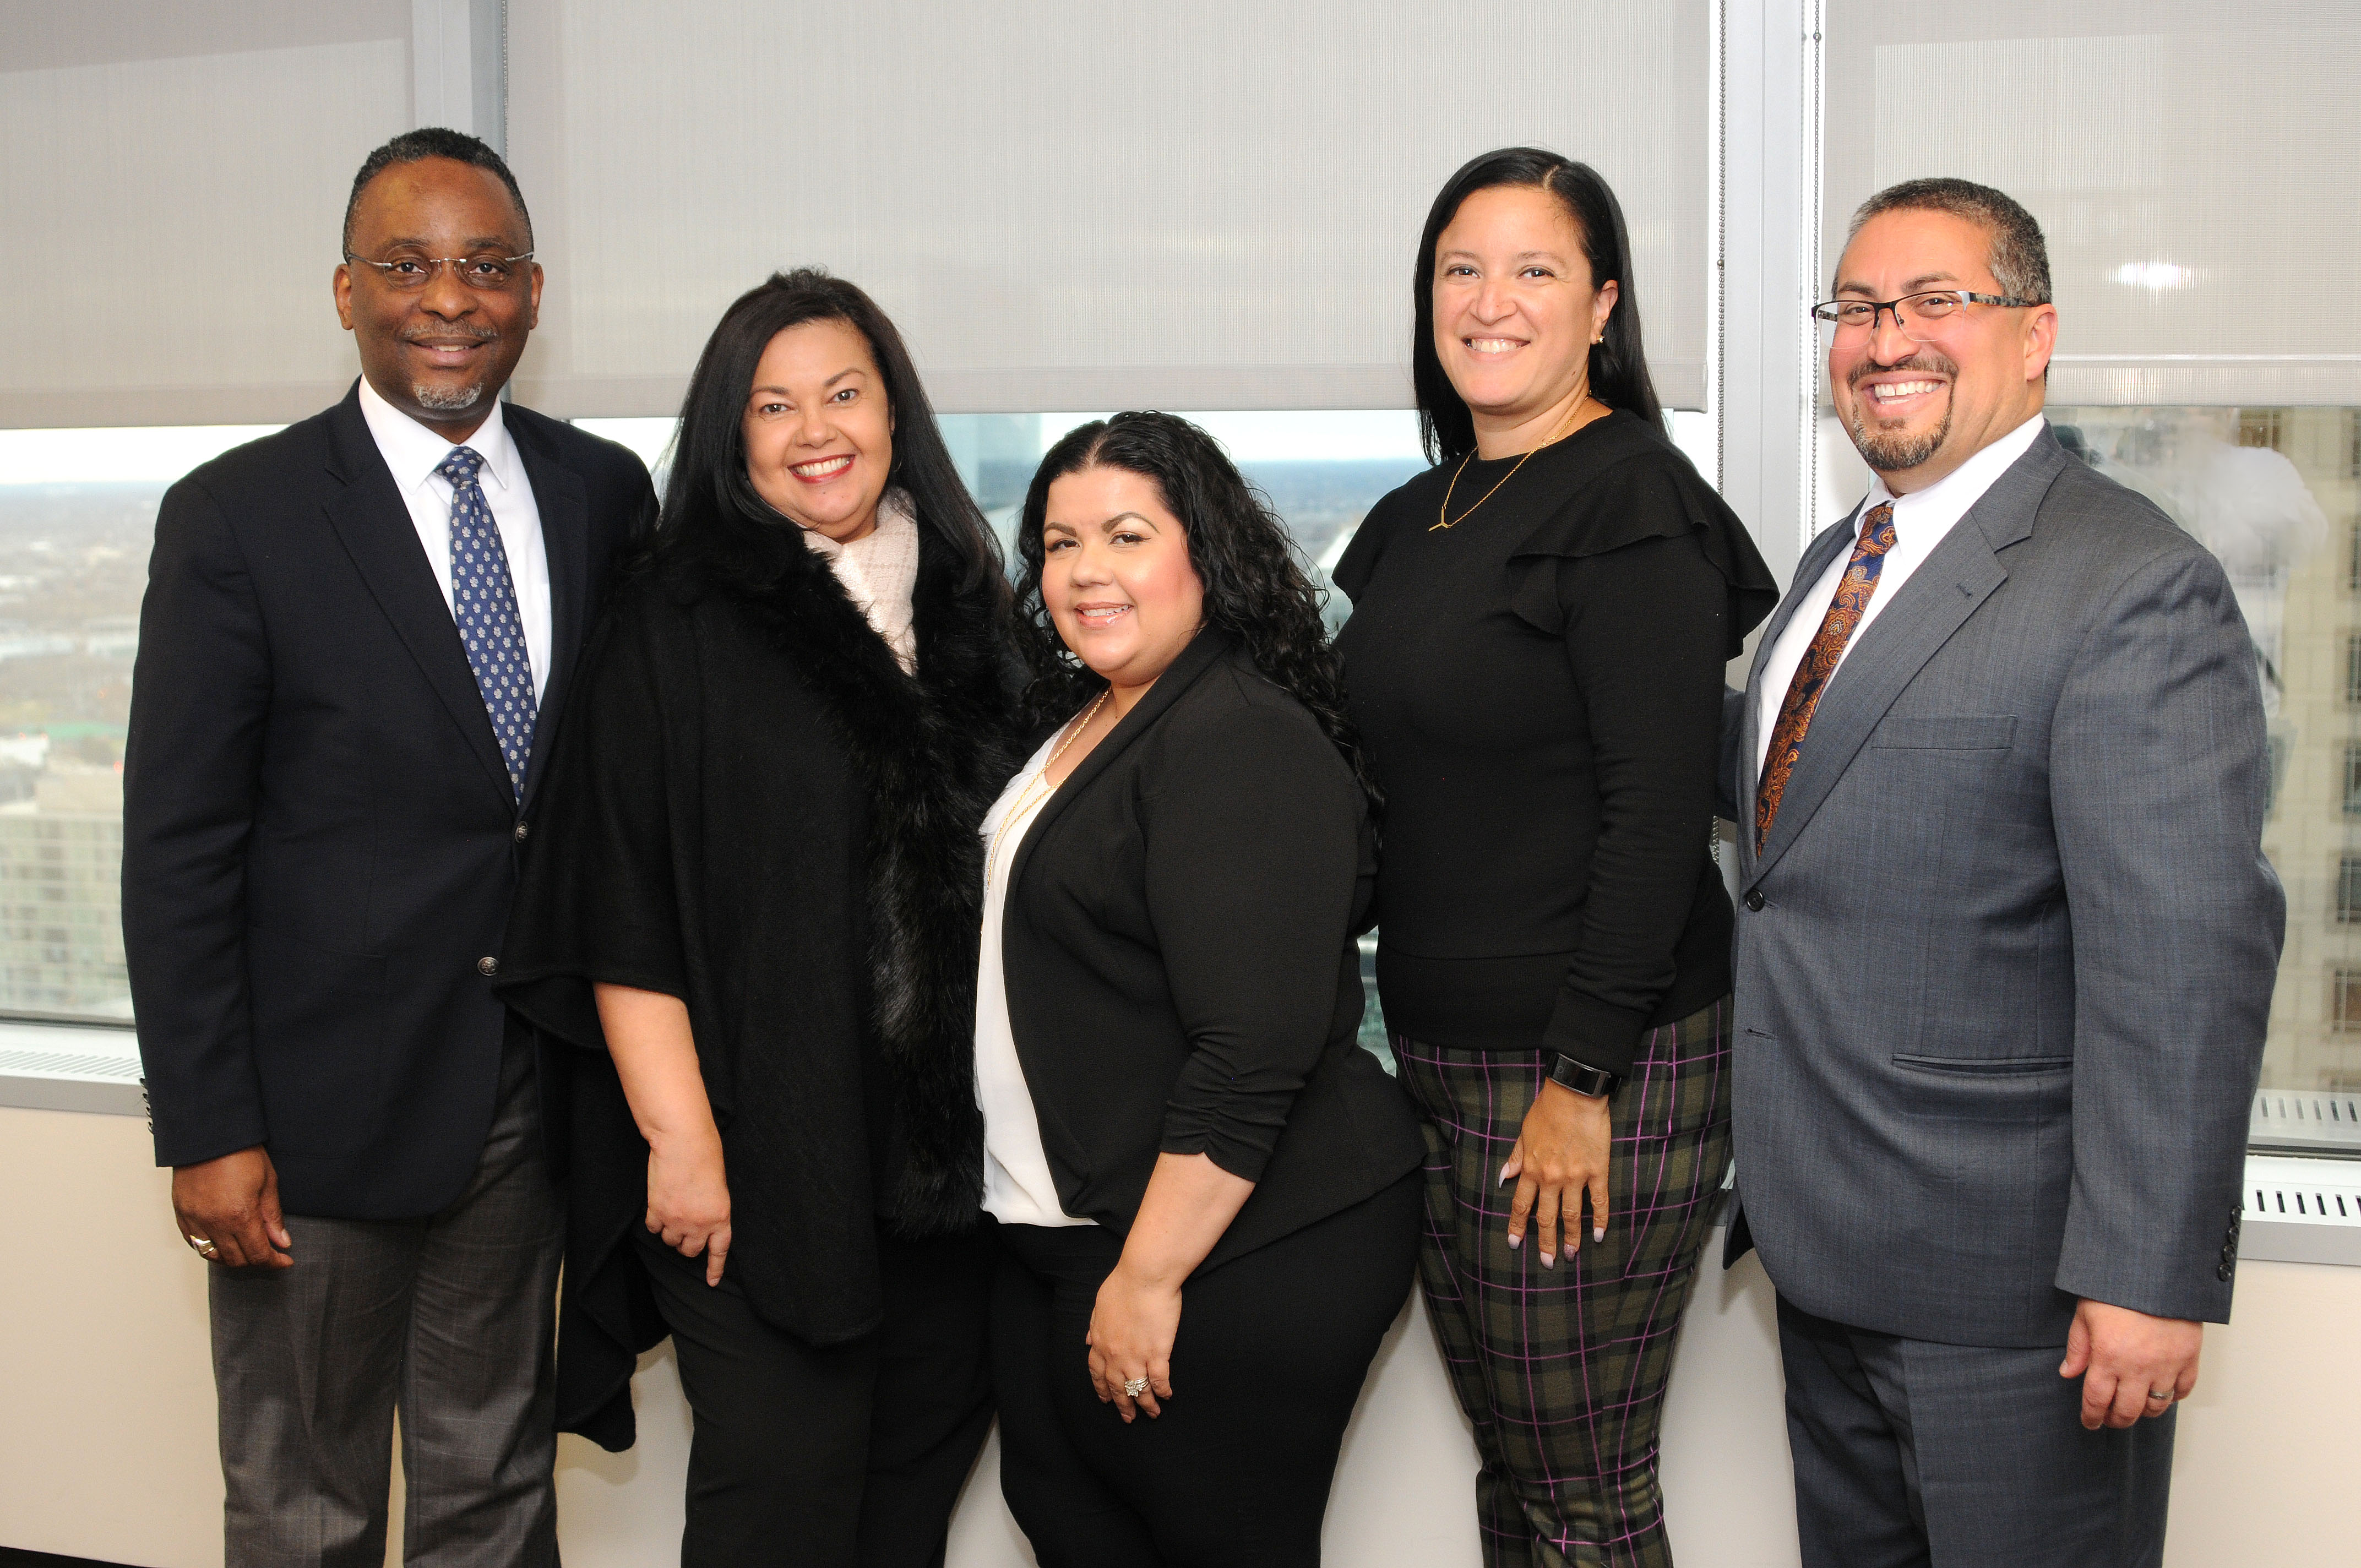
top-left (514, 821), bottom-right (531, 842)
top-left (477, 956), bottom-right (499, 977)
top-left (2217, 1260), bottom-right (2234, 1282)
top-left (1744, 889), bottom-right (1765, 912)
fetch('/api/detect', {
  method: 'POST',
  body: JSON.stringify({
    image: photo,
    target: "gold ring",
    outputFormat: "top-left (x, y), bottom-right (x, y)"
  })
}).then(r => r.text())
top-left (2146, 1389), bottom-right (2173, 1401)
top-left (187, 1235), bottom-right (214, 1253)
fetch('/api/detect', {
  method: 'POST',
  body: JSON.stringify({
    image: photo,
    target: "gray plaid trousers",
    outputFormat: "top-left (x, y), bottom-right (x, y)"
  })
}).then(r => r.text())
top-left (1397, 997), bottom-right (1732, 1568)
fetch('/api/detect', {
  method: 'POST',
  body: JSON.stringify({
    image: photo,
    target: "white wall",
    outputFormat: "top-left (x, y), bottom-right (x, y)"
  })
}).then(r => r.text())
top-left (4, 1103), bottom-right (2355, 1567)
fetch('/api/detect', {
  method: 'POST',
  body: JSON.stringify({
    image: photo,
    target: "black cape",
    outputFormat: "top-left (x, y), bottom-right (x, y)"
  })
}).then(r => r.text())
top-left (498, 515), bottom-right (1020, 1451)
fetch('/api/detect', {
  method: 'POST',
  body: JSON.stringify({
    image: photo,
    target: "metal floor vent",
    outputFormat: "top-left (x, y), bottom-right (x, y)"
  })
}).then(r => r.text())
top-left (2248, 1090), bottom-right (2361, 1154)
top-left (0, 1048), bottom-right (142, 1081)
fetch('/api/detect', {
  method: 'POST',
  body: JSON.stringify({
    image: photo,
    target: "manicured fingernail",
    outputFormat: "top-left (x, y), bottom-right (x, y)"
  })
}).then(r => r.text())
top-left (1540, 1253), bottom-right (1556, 1269)
top-left (1506, 1232), bottom-right (1521, 1250)
top-left (1594, 1227), bottom-right (1607, 1243)
top-left (1498, 1164), bottom-right (1511, 1186)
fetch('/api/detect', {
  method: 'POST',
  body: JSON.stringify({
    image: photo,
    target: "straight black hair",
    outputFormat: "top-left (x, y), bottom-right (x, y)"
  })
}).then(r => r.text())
top-left (1411, 148), bottom-right (1662, 463)
top-left (656, 269), bottom-right (1004, 601)
top-left (1013, 412), bottom-right (1378, 809)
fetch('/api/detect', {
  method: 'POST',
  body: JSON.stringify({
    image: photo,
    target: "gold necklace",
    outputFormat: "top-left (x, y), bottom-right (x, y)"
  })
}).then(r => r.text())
top-left (1430, 393), bottom-right (1598, 532)
top-left (986, 688), bottom-right (1109, 886)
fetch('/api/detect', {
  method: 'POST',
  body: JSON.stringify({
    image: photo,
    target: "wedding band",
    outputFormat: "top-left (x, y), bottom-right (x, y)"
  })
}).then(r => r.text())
top-left (1121, 1377), bottom-right (1149, 1398)
top-left (186, 1235), bottom-right (213, 1253)
top-left (2147, 1389), bottom-right (2173, 1402)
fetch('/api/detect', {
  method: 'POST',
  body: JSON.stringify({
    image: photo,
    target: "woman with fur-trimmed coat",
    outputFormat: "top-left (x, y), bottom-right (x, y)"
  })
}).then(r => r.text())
top-left (497, 270), bottom-right (1022, 1568)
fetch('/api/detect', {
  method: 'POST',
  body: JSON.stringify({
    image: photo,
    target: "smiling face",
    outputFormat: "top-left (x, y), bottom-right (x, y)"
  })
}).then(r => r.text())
top-left (334, 156), bottom-right (541, 443)
top-left (1432, 183), bottom-right (1617, 454)
top-left (741, 318), bottom-right (895, 544)
top-left (1827, 207), bottom-right (2057, 492)
top-left (1040, 465), bottom-right (1205, 707)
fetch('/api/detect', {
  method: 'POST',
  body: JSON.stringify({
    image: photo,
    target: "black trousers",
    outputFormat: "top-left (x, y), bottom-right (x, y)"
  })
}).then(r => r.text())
top-left (634, 1219), bottom-right (997, 1568)
top-left (992, 1173), bottom-right (1422, 1568)
top-left (1776, 1295), bottom-right (2174, 1568)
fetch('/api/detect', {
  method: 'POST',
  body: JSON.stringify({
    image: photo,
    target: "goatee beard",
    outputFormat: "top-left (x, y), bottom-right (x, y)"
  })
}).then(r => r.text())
top-left (1849, 402), bottom-right (1950, 473)
top-left (412, 380), bottom-right (486, 413)
top-left (1845, 349), bottom-right (1955, 473)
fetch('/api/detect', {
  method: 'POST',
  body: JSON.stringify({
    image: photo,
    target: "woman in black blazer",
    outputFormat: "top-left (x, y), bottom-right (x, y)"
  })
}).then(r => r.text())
top-left (981, 412), bottom-right (1423, 1568)
top-left (497, 270), bottom-right (1020, 1566)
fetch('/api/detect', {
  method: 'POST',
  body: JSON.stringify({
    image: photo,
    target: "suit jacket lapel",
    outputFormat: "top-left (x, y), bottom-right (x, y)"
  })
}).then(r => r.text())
top-left (1748, 433), bottom-right (2068, 881)
top-left (509, 410), bottom-right (589, 813)
top-left (320, 388), bottom-right (516, 807)
top-left (1006, 627), bottom-right (1235, 898)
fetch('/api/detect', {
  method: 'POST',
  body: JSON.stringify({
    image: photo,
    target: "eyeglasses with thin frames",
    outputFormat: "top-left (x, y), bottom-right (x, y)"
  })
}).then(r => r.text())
top-left (1810, 289), bottom-right (2039, 344)
top-left (344, 252), bottom-right (535, 292)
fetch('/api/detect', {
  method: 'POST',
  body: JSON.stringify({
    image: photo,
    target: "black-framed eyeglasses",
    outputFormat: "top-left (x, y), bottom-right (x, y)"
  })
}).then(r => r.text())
top-left (1810, 289), bottom-right (2039, 342)
top-left (344, 252), bottom-right (535, 291)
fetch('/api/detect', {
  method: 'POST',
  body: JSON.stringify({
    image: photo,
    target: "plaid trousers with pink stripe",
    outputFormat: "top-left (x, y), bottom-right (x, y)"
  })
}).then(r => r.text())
top-left (1397, 997), bottom-right (1732, 1568)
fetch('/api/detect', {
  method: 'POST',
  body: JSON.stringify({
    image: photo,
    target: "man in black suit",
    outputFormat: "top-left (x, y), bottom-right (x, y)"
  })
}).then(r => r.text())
top-left (123, 127), bottom-right (652, 1565)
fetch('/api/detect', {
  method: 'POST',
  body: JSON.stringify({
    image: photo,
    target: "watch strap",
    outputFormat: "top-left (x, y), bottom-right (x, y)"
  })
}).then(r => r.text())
top-left (1548, 1053), bottom-right (1619, 1099)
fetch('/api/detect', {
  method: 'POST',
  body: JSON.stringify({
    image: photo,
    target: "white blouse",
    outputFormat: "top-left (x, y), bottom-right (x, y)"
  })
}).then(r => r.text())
top-left (974, 728), bottom-right (1096, 1227)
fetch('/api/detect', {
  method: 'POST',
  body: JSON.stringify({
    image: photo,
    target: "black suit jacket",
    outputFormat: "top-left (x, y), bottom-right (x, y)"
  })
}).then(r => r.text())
top-left (123, 381), bottom-right (654, 1218)
top-left (1000, 630), bottom-right (1423, 1271)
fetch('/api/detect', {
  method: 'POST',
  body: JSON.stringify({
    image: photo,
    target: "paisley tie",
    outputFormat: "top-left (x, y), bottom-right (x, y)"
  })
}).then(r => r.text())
top-left (1755, 502), bottom-right (1897, 852)
top-left (436, 445), bottom-right (537, 803)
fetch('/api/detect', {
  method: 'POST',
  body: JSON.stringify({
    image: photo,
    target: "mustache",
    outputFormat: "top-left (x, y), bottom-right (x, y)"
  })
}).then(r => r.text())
top-left (1848, 347), bottom-right (1957, 389)
top-left (400, 322), bottom-right (500, 346)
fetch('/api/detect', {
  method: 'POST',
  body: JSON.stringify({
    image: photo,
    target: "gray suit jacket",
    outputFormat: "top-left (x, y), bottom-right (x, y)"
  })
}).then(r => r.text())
top-left (1720, 427), bottom-right (2282, 1347)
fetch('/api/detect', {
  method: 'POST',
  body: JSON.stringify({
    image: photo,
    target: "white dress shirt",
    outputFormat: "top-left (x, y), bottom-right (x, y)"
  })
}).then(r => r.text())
top-left (1755, 415), bottom-right (2046, 776)
top-left (975, 728), bottom-right (1095, 1228)
top-left (357, 378), bottom-right (553, 704)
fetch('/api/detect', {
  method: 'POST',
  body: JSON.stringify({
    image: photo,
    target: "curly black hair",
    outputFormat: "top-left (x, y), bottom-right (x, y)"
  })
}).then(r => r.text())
top-left (1011, 411), bottom-right (1379, 809)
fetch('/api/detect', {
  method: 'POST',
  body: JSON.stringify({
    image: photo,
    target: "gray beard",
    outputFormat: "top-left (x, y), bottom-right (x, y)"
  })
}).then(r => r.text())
top-left (412, 380), bottom-right (486, 413)
top-left (1849, 401), bottom-right (1950, 473)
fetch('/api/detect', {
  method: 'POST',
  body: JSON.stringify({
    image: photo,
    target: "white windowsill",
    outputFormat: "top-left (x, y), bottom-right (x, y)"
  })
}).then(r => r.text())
top-left (4, 1016), bottom-right (2356, 1267)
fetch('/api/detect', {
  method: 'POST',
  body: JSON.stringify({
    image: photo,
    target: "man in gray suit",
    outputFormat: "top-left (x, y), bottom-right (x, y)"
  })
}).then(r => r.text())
top-left (1722, 177), bottom-right (2282, 1567)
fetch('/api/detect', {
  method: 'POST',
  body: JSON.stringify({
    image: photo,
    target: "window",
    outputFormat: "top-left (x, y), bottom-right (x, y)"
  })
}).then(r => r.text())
top-left (2346, 745), bottom-right (2361, 816)
top-left (2332, 968), bottom-right (2361, 1032)
top-left (2340, 857), bottom-right (2361, 925)
top-left (0, 425), bottom-right (280, 1020)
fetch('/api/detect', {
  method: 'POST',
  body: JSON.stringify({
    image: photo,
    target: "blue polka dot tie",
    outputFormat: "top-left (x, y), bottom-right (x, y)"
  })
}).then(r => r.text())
top-left (437, 446), bottom-right (537, 803)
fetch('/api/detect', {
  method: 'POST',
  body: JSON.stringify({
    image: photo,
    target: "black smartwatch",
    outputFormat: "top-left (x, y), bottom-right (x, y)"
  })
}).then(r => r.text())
top-left (1547, 1053), bottom-right (1619, 1099)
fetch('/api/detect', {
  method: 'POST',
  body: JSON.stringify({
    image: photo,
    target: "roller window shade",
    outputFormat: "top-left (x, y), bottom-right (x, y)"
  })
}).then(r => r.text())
top-left (1821, 2), bottom-right (2361, 406)
top-left (505, 0), bottom-right (1711, 418)
top-left (0, 2), bottom-right (417, 428)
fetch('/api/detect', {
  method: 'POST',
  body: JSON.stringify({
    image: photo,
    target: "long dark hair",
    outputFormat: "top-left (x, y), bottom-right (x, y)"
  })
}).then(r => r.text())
top-left (1013, 412), bottom-right (1378, 807)
top-left (1411, 148), bottom-right (1663, 463)
top-left (654, 268), bottom-right (1004, 600)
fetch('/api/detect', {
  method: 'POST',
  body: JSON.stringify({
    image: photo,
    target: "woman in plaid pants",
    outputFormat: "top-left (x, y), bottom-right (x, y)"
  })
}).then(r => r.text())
top-left (1332, 149), bottom-right (1777, 1567)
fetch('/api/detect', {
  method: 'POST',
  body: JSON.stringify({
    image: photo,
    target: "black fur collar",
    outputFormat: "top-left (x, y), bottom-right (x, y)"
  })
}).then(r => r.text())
top-left (664, 515), bottom-right (1018, 1236)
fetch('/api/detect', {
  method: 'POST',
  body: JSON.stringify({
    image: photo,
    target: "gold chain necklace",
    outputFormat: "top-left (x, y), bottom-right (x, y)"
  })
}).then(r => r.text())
top-left (1430, 394), bottom-right (1599, 532)
top-left (987, 688), bottom-right (1110, 886)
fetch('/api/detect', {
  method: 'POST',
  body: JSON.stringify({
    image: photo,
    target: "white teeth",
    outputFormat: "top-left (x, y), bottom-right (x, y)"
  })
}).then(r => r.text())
top-left (791, 456), bottom-right (852, 477)
top-left (1872, 380), bottom-right (1940, 400)
top-left (1468, 338), bottom-right (1520, 353)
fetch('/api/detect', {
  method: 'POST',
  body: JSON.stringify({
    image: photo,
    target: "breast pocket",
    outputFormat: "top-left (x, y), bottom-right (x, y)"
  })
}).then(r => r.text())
top-left (1870, 715), bottom-right (2016, 751)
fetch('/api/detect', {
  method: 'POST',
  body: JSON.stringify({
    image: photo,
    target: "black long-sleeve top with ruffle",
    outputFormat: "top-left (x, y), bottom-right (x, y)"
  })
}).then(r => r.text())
top-left (1332, 410), bottom-right (1777, 1076)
